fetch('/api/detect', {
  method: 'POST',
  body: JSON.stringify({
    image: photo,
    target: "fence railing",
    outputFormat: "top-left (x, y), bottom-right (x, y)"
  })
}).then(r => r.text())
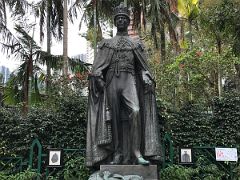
top-left (0, 137), bottom-right (239, 179)
top-left (193, 146), bottom-right (238, 179)
top-left (0, 138), bottom-right (85, 179)
top-left (0, 156), bottom-right (24, 174)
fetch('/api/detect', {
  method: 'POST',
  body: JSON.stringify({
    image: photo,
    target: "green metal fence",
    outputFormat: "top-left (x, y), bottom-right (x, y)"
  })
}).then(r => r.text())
top-left (1, 137), bottom-right (239, 179)
top-left (162, 133), bottom-right (174, 168)
top-left (0, 138), bottom-right (85, 179)
top-left (0, 156), bottom-right (24, 174)
top-left (192, 146), bottom-right (239, 179)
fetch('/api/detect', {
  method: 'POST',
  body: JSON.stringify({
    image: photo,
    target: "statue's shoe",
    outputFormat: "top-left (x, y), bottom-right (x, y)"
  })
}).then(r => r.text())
top-left (137, 156), bottom-right (149, 165)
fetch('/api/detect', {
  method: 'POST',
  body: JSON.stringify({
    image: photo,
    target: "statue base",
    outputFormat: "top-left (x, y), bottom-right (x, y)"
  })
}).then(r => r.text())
top-left (100, 165), bottom-right (159, 180)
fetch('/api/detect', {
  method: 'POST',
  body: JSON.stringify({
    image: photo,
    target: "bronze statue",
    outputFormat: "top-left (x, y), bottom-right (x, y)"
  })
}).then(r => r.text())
top-left (86, 2), bottom-right (161, 167)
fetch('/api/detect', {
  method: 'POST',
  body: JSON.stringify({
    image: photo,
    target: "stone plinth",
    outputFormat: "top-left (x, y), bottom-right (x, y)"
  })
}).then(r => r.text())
top-left (100, 165), bottom-right (159, 180)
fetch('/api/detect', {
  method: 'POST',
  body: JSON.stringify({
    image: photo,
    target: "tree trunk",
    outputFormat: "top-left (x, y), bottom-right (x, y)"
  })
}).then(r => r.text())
top-left (189, 20), bottom-right (193, 49)
top-left (23, 56), bottom-right (33, 116)
top-left (151, 23), bottom-right (159, 49)
top-left (46, 0), bottom-right (51, 93)
top-left (63, 0), bottom-right (68, 76)
top-left (23, 70), bottom-right (29, 116)
top-left (179, 19), bottom-right (185, 53)
top-left (234, 64), bottom-right (240, 91)
top-left (217, 37), bottom-right (222, 97)
top-left (160, 22), bottom-right (166, 62)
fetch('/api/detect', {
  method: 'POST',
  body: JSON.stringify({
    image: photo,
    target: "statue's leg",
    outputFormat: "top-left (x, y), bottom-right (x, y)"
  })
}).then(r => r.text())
top-left (120, 106), bottom-right (130, 164)
top-left (106, 74), bottom-right (123, 164)
top-left (121, 73), bottom-right (149, 165)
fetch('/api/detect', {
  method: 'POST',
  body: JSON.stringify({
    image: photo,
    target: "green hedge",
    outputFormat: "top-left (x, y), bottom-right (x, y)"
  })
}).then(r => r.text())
top-left (0, 169), bottom-right (40, 180)
top-left (166, 92), bottom-right (240, 147)
top-left (1, 87), bottom-right (240, 179)
top-left (160, 156), bottom-right (226, 180)
top-left (0, 93), bottom-right (87, 157)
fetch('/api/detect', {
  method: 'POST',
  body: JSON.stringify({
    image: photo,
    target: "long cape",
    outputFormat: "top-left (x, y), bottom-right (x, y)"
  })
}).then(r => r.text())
top-left (86, 36), bottom-right (162, 167)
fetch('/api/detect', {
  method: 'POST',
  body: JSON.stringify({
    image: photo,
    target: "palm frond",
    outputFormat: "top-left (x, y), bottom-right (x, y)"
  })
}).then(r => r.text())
top-left (8, 0), bottom-right (31, 17)
top-left (51, 0), bottom-right (63, 40)
top-left (34, 0), bottom-right (47, 42)
top-left (69, 57), bottom-right (90, 73)
top-left (68, 0), bottom-right (81, 23)
top-left (0, 23), bottom-right (45, 68)
top-left (0, 23), bottom-right (24, 59)
top-left (34, 0), bottom-right (64, 42)
top-left (4, 74), bottom-right (23, 105)
top-left (39, 52), bottom-right (63, 71)
top-left (0, 0), bottom-right (7, 25)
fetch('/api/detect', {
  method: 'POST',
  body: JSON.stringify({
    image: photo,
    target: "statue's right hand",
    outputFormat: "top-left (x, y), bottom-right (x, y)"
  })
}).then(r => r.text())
top-left (96, 77), bottom-right (105, 91)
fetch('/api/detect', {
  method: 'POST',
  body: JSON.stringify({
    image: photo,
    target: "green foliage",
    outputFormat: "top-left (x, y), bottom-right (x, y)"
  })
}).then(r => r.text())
top-left (0, 91), bottom-right (87, 157)
top-left (160, 156), bottom-right (226, 180)
top-left (167, 92), bottom-right (240, 147)
top-left (0, 85), bottom-right (88, 177)
top-left (233, 164), bottom-right (240, 179)
top-left (0, 107), bottom-right (23, 155)
top-left (195, 156), bottom-right (226, 179)
top-left (178, 0), bottom-right (200, 21)
top-left (0, 169), bottom-right (40, 180)
top-left (211, 92), bottom-right (240, 146)
top-left (51, 93), bottom-right (88, 149)
top-left (3, 75), bottom-right (23, 105)
top-left (167, 103), bottom-right (213, 147)
top-left (199, 0), bottom-right (240, 57)
top-left (63, 156), bottom-right (90, 180)
top-left (153, 45), bottom-right (239, 108)
top-left (160, 164), bottom-right (197, 179)
top-left (150, 0), bottom-right (240, 109)
top-left (0, 141), bottom-right (9, 156)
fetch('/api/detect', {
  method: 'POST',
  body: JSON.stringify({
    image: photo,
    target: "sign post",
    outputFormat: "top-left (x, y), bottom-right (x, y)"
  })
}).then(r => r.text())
top-left (215, 148), bottom-right (238, 162)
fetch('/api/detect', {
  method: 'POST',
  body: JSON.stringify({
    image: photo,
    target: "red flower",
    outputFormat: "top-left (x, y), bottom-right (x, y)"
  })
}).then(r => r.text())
top-left (179, 63), bottom-right (185, 69)
top-left (196, 51), bottom-right (203, 57)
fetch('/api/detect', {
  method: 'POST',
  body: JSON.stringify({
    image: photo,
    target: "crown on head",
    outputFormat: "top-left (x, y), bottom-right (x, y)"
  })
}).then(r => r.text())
top-left (113, 2), bottom-right (130, 21)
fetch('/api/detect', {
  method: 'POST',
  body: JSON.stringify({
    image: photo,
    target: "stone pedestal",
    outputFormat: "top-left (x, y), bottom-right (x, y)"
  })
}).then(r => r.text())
top-left (100, 165), bottom-right (159, 180)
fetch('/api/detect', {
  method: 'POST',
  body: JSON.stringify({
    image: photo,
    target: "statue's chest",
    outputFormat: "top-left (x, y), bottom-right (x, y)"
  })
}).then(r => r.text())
top-left (110, 50), bottom-right (135, 71)
top-left (108, 37), bottom-right (136, 73)
top-left (112, 37), bottom-right (135, 64)
top-left (114, 37), bottom-right (133, 50)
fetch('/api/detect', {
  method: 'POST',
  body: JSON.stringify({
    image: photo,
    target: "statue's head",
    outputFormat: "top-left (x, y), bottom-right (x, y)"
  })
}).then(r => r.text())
top-left (113, 2), bottom-right (130, 30)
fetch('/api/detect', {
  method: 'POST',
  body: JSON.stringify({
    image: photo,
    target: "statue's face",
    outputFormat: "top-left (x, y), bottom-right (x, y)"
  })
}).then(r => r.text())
top-left (115, 15), bottom-right (129, 31)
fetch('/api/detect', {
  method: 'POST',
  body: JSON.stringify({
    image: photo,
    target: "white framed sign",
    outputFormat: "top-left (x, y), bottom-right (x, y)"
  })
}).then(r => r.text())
top-left (47, 148), bottom-right (63, 167)
top-left (179, 148), bottom-right (193, 164)
top-left (215, 148), bottom-right (238, 162)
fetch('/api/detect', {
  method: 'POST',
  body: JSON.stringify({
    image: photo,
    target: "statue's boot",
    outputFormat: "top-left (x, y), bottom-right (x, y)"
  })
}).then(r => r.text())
top-left (137, 156), bottom-right (149, 165)
top-left (110, 153), bottom-right (123, 165)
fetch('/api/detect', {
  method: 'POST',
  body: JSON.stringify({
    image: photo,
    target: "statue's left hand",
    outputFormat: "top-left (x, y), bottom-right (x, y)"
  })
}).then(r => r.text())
top-left (95, 77), bottom-right (105, 92)
top-left (142, 73), bottom-right (152, 85)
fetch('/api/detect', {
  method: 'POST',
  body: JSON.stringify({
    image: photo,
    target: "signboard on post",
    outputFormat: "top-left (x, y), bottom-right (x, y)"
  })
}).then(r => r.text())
top-left (215, 148), bottom-right (238, 162)
top-left (179, 148), bottom-right (193, 164)
top-left (47, 148), bottom-right (63, 167)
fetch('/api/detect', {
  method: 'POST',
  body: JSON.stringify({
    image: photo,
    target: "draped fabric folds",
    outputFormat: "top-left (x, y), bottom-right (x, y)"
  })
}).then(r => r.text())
top-left (86, 36), bottom-right (162, 167)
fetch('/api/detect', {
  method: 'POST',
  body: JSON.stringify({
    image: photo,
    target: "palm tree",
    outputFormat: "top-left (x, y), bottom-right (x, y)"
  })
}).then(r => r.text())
top-left (34, 0), bottom-right (64, 92)
top-left (177, 0), bottom-right (200, 48)
top-left (36, 0), bottom-right (82, 84)
top-left (0, 23), bottom-right (46, 114)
